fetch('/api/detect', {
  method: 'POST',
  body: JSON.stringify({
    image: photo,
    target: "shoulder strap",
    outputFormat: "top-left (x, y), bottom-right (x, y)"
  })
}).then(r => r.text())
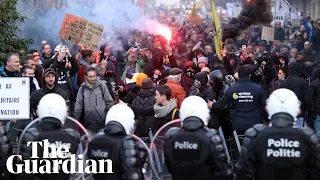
top-left (172, 109), bottom-right (178, 120)
top-left (99, 84), bottom-right (105, 98)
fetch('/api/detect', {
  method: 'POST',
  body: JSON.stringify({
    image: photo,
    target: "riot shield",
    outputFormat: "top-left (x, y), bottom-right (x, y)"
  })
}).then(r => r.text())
top-left (17, 116), bottom-right (91, 180)
top-left (148, 119), bottom-right (182, 180)
top-left (75, 133), bottom-right (152, 180)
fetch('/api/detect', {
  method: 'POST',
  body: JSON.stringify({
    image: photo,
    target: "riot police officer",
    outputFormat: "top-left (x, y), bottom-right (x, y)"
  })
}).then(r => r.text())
top-left (18, 93), bottom-right (80, 180)
top-left (87, 104), bottom-right (148, 180)
top-left (163, 96), bottom-right (233, 180)
top-left (235, 88), bottom-right (320, 180)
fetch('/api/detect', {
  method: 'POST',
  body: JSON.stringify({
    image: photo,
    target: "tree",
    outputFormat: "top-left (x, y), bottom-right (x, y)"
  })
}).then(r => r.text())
top-left (0, 0), bottom-right (33, 65)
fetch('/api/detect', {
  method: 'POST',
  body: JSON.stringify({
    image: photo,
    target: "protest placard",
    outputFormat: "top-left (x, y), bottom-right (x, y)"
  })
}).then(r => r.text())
top-left (261, 26), bottom-right (275, 42)
top-left (0, 78), bottom-right (30, 120)
top-left (59, 13), bottom-right (87, 44)
top-left (80, 22), bottom-right (104, 49)
top-left (59, 13), bottom-right (104, 49)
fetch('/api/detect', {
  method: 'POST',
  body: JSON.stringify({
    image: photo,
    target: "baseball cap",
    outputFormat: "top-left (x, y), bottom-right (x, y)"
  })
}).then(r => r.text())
top-left (44, 68), bottom-right (56, 77)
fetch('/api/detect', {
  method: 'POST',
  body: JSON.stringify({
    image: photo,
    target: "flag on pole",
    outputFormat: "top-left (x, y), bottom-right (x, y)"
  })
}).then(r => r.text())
top-left (211, 0), bottom-right (223, 60)
top-left (188, 3), bottom-right (202, 25)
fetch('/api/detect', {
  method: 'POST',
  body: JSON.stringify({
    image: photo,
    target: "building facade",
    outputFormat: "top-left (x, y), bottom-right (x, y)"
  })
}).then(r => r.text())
top-left (291, 0), bottom-right (320, 19)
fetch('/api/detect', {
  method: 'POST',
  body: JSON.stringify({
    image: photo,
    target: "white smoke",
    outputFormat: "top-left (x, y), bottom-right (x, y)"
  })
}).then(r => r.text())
top-left (16, 0), bottom-right (171, 49)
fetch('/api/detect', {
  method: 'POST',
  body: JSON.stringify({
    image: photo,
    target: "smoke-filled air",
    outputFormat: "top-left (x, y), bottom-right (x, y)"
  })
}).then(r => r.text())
top-left (16, 0), bottom-right (172, 49)
top-left (222, 0), bottom-right (273, 42)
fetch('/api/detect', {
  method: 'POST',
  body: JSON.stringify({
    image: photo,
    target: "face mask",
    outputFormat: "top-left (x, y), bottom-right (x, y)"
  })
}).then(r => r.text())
top-left (194, 80), bottom-right (201, 88)
top-left (186, 70), bottom-right (195, 78)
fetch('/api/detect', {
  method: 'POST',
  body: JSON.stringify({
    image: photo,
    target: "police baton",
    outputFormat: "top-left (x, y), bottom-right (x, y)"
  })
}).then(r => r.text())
top-left (218, 127), bottom-right (232, 166)
top-left (233, 130), bottom-right (242, 155)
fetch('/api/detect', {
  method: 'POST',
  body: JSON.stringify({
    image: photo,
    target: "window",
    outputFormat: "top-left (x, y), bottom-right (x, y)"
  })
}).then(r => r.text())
top-left (318, 2), bottom-right (320, 19)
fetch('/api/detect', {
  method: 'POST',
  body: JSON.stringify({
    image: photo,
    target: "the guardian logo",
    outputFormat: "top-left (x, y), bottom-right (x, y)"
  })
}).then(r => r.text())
top-left (91, 149), bottom-right (109, 158)
top-left (174, 141), bottom-right (198, 150)
top-left (267, 138), bottom-right (300, 158)
top-left (6, 139), bottom-right (113, 174)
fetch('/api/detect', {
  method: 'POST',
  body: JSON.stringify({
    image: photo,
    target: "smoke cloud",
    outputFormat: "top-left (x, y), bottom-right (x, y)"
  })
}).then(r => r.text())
top-left (16, 0), bottom-right (170, 49)
top-left (222, 0), bottom-right (273, 42)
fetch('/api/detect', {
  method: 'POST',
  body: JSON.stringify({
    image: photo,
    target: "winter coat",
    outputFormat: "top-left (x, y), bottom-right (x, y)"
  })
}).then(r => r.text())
top-left (165, 79), bottom-right (186, 109)
top-left (279, 62), bottom-right (312, 117)
top-left (74, 80), bottom-right (114, 130)
top-left (0, 65), bottom-right (19, 77)
top-left (310, 79), bottom-right (320, 115)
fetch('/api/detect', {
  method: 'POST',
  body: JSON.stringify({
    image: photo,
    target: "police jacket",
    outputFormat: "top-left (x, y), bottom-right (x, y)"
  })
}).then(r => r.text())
top-left (87, 121), bottom-right (147, 180)
top-left (235, 113), bottom-right (320, 180)
top-left (164, 117), bottom-right (232, 180)
top-left (19, 118), bottom-right (79, 180)
top-left (212, 78), bottom-right (267, 131)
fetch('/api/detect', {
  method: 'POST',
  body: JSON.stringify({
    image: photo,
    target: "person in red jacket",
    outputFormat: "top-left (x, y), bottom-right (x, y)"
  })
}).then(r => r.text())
top-left (78, 50), bottom-right (96, 86)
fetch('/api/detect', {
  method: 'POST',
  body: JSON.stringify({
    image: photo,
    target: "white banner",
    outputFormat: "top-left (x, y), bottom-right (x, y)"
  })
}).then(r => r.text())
top-left (0, 77), bottom-right (30, 120)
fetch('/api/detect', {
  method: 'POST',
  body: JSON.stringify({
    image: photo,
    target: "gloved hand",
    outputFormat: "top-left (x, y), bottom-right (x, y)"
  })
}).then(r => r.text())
top-left (0, 126), bottom-right (11, 157)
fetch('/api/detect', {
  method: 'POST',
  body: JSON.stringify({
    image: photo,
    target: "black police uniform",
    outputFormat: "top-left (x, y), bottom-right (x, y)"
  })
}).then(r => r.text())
top-left (18, 118), bottom-right (79, 180)
top-left (164, 117), bottom-right (232, 180)
top-left (87, 121), bottom-right (148, 180)
top-left (235, 113), bottom-right (320, 180)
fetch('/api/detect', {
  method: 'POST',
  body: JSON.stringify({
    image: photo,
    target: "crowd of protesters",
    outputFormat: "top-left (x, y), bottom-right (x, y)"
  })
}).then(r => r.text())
top-left (1, 2), bottom-right (320, 146)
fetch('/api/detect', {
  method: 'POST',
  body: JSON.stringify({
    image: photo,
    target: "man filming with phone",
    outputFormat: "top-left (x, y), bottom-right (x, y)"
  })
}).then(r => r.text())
top-left (49, 45), bottom-right (79, 115)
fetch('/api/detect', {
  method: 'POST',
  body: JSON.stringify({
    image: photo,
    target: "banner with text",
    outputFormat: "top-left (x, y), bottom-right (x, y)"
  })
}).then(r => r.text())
top-left (261, 26), bottom-right (275, 42)
top-left (59, 13), bottom-right (104, 49)
top-left (0, 78), bottom-right (30, 120)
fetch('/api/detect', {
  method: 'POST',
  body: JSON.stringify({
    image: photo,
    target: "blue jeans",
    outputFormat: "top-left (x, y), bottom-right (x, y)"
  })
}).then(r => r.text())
top-left (295, 117), bottom-right (304, 128)
top-left (314, 115), bottom-right (320, 136)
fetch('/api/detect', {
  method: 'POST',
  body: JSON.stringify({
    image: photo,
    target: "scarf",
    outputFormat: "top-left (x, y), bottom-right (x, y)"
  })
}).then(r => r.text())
top-left (154, 99), bottom-right (177, 118)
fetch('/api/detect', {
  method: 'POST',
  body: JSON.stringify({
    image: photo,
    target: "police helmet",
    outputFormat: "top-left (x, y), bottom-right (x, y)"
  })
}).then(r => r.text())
top-left (179, 96), bottom-right (210, 126)
top-left (105, 104), bottom-right (136, 134)
top-left (266, 88), bottom-right (301, 120)
top-left (37, 94), bottom-right (67, 124)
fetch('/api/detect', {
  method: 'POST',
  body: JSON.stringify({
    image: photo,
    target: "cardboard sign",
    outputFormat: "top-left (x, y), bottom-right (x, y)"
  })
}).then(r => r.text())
top-left (59, 13), bottom-right (104, 49)
top-left (0, 78), bottom-right (30, 120)
top-left (261, 26), bottom-right (275, 42)
top-left (80, 22), bottom-right (104, 49)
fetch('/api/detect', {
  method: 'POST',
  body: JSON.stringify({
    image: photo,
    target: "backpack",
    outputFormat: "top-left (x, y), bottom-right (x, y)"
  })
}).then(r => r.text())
top-left (73, 65), bottom-right (87, 94)
top-left (73, 72), bottom-right (80, 94)
top-left (132, 95), bottom-right (156, 137)
top-left (171, 109), bottom-right (178, 120)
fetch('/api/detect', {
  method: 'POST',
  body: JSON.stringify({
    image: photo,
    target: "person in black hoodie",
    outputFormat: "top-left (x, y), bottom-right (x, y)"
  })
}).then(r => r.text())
top-left (49, 46), bottom-right (79, 108)
top-left (181, 61), bottom-right (196, 95)
top-left (132, 78), bottom-right (156, 137)
top-left (279, 61), bottom-right (312, 128)
top-left (143, 48), bottom-right (177, 83)
top-left (125, 85), bottom-right (179, 134)
top-left (30, 68), bottom-right (70, 118)
top-left (190, 72), bottom-right (216, 102)
top-left (121, 72), bottom-right (148, 104)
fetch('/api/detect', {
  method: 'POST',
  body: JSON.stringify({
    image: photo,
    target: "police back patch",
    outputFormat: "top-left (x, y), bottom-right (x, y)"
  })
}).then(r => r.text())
top-left (172, 140), bottom-right (201, 161)
top-left (266, 138), bottom-right (300, 158)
